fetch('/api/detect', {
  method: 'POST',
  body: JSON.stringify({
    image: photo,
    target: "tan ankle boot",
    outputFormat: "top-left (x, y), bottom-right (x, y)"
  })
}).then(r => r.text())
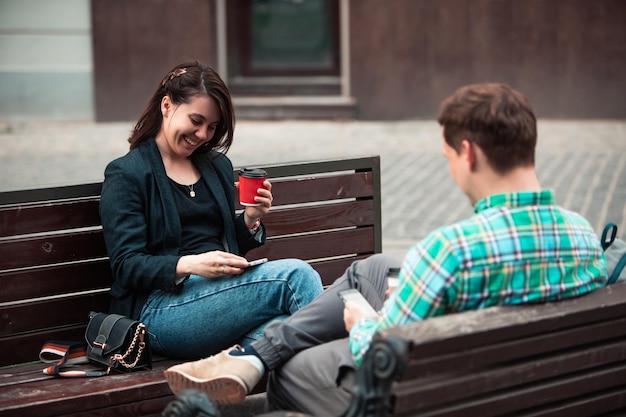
top-left (164, 345), bottom-right (262, 405)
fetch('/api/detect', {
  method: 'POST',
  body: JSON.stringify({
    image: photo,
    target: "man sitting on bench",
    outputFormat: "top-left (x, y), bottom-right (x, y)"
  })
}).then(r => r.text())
top-left (164, 83), bottom-right (607, 415)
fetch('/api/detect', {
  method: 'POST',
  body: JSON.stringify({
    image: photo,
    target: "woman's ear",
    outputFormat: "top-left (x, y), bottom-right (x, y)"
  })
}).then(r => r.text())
top-left (161, 95), bottom-right (172, 118)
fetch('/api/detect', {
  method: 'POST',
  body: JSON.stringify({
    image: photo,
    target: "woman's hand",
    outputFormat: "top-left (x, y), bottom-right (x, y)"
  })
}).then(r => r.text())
top-left (177, 250), bottom-right (249, 279)
top-left (241, 179), bottom-right (273, 223)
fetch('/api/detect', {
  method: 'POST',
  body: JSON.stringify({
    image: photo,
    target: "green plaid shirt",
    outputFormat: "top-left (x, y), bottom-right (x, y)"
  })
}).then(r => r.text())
top-left (350, 190), bottom-right (607, 365)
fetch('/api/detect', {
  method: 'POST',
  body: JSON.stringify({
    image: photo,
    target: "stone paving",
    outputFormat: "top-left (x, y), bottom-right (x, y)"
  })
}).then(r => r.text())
top-left (1, 119), bottom-right (625, 261)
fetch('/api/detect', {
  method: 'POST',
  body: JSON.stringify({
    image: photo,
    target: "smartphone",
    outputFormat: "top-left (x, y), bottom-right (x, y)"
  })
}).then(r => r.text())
top-left (387, 267), bottom-right (401, 278)
top-left (247, 258), bottom-right (268, 267)
top-left (338, 289), bottom-right (378, 317)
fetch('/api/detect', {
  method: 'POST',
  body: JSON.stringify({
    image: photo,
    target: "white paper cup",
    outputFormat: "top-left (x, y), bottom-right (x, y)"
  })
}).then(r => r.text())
top-left (387, 277), bottom-right (400, 293)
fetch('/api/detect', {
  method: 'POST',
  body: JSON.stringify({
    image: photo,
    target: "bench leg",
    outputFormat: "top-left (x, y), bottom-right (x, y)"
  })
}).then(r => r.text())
top-left (161, 389), bottom-right (221, 417)
top-left (340, 336), bottom-right (411, 417)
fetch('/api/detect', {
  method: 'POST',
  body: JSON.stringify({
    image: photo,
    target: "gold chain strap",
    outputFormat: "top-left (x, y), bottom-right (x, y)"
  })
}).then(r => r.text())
top-left (107, 323), bottom-right (147, 374)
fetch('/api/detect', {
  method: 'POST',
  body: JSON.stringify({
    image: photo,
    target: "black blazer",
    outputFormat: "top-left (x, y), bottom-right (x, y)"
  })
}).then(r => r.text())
top-left (99, 138), bottom-right (265, 319)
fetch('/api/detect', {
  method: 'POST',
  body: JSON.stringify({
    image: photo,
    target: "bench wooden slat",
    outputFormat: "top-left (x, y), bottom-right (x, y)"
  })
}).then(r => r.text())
top-left (0, 325), bottom-right (88, 367)
top-left (381, 282), bottom-right (626, 359)
top-left (394, 340), bottom-right (626, 411)
top-left (0, 157), bottom-right (380, 207)
top-left (520, 389), bottom-right (626, 417)
top-left (0, 260), bottom-right (112, 303)
top-left (0, 362), bottom-right (57, 387)
top-left (256, 157), bottom-right (381, 183)
top-left (0, 172), bottom-right (374, 239)
top-left (0, 230), bottom-right (107, 271)
top-left (407, 364), bottom-right (626, 417)
top-left (248, 171), bottom-right (374, 207)
top-left (0, 360), bottom-right (179, 417)
top-left (247, 227), bottom-right (375, 261)
top-left (402, 316), bottom-right (626, 378)
top-left (0, 183), bottom-right (102, 206)
top-left (1, 292), bottom-right (110, 335)
top-left (0, 198), bottom-right (101, 238)
top-left (263, 199), bottom-right (375, 234)
top-left (0, 355), bottom-right (175, 387)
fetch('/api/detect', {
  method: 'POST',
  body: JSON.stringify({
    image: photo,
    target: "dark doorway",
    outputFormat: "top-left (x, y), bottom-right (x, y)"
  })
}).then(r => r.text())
top-left (230, 0), bottom-right (340, 76)
top-left (227, 0), bottom-right (340, 96)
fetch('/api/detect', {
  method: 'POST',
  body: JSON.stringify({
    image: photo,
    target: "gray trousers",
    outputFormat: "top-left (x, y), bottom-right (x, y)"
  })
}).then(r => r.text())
top-left (250, 254), bottom-right (402, 415)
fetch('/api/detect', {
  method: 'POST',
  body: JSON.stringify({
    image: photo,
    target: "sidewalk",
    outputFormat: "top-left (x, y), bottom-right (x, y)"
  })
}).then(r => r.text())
top-left (1, 119), bottom-right (625, 261)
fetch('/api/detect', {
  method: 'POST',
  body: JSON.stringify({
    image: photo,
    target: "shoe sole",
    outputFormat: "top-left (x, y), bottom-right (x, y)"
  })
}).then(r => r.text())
top-left (164, 369), bottom-right (248, 405)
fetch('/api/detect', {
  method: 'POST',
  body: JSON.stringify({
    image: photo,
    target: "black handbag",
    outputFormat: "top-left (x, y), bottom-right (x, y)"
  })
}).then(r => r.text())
top-left (85, 311), bottom-right (152, 374)
top-left (41, 312), bottom-right (152, 377)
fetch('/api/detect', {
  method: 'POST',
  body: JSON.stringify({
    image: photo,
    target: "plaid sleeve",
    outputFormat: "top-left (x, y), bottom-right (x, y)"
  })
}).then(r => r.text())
top-left (349, 231), bottom-right (460, 365)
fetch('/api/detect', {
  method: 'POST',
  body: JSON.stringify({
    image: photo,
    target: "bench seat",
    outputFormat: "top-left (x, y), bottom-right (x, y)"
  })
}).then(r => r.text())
top-left (0, 156), bottom-right (382, 417)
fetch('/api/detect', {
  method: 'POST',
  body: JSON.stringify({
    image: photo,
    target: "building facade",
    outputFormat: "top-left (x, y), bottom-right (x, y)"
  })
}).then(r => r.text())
top-left (2, 0), bottom-right (626, 122)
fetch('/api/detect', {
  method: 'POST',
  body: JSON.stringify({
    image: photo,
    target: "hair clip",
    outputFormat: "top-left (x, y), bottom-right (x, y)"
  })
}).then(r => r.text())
top-left (173, 68), bottom-right (187, 77)
top-left (161, 68), bottom-right (188, 87)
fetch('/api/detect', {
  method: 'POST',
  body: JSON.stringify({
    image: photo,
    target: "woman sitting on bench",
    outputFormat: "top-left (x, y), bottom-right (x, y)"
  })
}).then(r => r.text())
top-left (99, 61), bottom-right (323, 360)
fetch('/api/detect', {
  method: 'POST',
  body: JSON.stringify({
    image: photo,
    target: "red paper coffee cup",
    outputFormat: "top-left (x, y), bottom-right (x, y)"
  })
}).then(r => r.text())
top-left (238, 168), bottom-right (267, 206)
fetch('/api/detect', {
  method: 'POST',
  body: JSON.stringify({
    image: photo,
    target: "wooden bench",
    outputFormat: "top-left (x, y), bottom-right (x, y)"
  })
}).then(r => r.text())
top-left (151, 283), bottom-right (626, 417)
top-left (0, 156), bottom-right (382, 417)
top-left (343, 281), bottom-right (626, 417)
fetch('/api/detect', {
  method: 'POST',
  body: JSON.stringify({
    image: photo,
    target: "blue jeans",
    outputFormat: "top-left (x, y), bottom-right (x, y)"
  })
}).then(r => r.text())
top-left (139, 258), bottom-right (323, 359)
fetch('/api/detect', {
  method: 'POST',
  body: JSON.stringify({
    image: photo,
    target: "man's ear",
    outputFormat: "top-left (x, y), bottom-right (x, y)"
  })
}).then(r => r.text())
top-left (461, 139), bottom-right (477, 171)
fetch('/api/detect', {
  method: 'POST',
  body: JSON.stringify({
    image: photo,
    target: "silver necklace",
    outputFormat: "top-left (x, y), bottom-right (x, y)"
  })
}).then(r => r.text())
top-left (164, 158), bottom-right (197, 198)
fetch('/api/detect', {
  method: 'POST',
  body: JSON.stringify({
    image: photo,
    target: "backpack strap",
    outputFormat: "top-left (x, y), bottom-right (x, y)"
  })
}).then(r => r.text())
top-left (607, 254), bottom-right (626, 285)
top-left (601, 223), bottom-right (618, 251)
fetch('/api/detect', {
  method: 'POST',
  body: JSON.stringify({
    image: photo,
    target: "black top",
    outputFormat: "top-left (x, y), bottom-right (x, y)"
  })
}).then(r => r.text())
top-left (168, 178), bottom-right (225, 255)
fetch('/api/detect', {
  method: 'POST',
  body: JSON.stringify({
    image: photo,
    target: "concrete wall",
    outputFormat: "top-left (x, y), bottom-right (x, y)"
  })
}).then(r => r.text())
top-left (0, 0), bottom-right (93, 121)
top-left (91, 0), bottom-right (218, 122)
top-left (349, 0), bottom-right (626, 120)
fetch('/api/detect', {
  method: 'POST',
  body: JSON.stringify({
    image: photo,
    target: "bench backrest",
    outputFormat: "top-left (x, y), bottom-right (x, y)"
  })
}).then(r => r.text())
top-left (0, 156), bottom-right (381, 366)
top-left (379, 281), bottom-right (626, 416)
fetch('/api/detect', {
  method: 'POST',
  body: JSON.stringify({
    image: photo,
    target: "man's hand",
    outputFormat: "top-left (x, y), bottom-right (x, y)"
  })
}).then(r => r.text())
top-left (343, 301), bottom-right (378, 332)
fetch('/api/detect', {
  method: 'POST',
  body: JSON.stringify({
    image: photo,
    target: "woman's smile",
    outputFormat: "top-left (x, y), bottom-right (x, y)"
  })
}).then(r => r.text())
top-left (157, 94), bottom-right (220, 158)
top-left (182, 135), bottom-right (200, 148)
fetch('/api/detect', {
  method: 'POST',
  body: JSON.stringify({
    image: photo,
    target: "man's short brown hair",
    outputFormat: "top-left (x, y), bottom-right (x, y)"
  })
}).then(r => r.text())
top-left (437, 83), bottom-right (537, 175)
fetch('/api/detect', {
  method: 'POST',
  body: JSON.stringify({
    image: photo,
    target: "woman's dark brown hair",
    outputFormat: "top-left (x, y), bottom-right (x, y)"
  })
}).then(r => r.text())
top-left (438, 83), bottom-right (537, 175)
top-left (128, 61), bottom-right (235, 154)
